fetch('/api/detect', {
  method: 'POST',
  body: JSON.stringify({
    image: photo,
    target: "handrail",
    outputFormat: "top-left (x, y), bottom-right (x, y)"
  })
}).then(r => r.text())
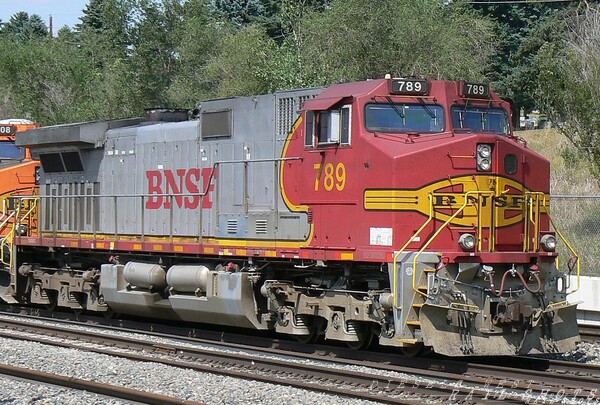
top-left (524, 192), bottom-right (545, 252)
top-left (411, 190), bottom-right (494, 298)
top-left (1, 197), bottom-right (38, 268)
top-left (546, 211), bottom-right (580, 294)
top-left (392, 195), bottom-right (434, 309)
top-left (524, 192), bottom-right (580, 294)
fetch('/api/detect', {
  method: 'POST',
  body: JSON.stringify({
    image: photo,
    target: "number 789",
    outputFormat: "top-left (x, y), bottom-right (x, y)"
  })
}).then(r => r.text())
top-left (313, 162), bottom-right (346, 191)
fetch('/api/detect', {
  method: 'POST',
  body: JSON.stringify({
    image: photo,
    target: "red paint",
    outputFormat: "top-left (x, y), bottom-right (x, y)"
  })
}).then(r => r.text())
top-left (146, 167), bottom-right (217, 209)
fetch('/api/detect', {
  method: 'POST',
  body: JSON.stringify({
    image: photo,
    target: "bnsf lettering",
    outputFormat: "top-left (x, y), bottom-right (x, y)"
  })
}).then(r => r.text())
top-left (434, 195), bottom-right (457, 206)
top-left (434, 195), bottom-right (526, 208)
top-left (146, 167), bottom-right (217, 209)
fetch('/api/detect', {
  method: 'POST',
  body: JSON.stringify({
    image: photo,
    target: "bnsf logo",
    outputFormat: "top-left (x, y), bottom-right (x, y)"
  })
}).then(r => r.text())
top-left (146, 168), bottom-right (217, 210)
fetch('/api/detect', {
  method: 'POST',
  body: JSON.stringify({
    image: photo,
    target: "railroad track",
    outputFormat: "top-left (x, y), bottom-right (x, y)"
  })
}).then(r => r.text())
top-left (579, 324), bottom-right (600, 342)
top-left (0, 308), bottom-right (598, 403)
top-left (0, 363), bottom-right (195, 404)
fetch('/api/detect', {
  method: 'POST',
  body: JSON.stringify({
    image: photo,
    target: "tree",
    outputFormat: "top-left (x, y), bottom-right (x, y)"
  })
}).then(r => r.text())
top-left (293, 0), bottom-right (496, 86)
top-left (470, 1), bottom-right (572, 113)
top-left (209, 0), bottom-right (265, 26)
top-left (129, 0), bottom-right (184, 108)
top-left (167, 0), bottom-right (223, 106)
top-left (0, 37), bottom-right (102, 124)
top-left (536, 3), bottom-right (600, 179)
top-left (0, 12), bottom-right (48, 40)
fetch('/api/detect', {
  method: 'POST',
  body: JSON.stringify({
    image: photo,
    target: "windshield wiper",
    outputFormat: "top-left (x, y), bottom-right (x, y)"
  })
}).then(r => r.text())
top-left (418, 98), bottom-right (436, 119)
top-left (385, 96), bottom-right (405, 119)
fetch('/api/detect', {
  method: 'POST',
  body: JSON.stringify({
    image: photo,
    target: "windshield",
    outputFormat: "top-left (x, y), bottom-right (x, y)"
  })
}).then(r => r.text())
top-left (0, 140), bottom-right (25, 160)
top-left (451, 106), bottom-right (509, 135)
top-left (365, 103), bottom-right (444, 133)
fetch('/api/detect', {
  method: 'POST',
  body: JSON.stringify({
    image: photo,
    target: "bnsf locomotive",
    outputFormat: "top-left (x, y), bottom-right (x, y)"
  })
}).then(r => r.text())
top-left (1, 77), bottom-right (580, 356)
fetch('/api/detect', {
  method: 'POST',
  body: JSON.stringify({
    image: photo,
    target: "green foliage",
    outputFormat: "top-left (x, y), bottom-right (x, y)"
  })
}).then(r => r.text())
top-left (293, 0), bottom-right (495, 85)
top-left (536, 6), bottom-right (600, 180)
top-left (166, 0), bottom-right (222, 106)
top-left (203, 25), bottom-right (277, 96)
top-left (0, 12), bottom-right (48, 40)
top-left (0, 38), bottom-right (101, 124)
top-left (0, 0), bottom-right (586, 131)
top-left (535, 4), bottom-right (600, 180)
top-left (471, 1), bottom-right (572, 111)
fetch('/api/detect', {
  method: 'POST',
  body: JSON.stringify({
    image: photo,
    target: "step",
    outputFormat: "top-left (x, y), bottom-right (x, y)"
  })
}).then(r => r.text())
top-left (396, 338), bottom-right (420, 344)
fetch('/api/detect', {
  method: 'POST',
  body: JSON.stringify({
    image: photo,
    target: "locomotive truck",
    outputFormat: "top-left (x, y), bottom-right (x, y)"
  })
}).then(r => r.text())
top-left (1, 77), bottom-right (580, 356)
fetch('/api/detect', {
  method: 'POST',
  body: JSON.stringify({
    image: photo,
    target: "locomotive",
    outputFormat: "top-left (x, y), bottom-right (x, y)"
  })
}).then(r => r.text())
top-left (1, 77), bottom-right (580, 356)
top-left (0, 119), bottom-right (39, 263)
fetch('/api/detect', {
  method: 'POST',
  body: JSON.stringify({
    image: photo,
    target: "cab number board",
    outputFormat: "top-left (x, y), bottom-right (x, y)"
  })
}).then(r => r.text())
top-left (0, 125), bottom-right (16, 135)
top-left (390, 79), bottom-right (429, 95)
top-left (462, 82), bottom-right (490, 98)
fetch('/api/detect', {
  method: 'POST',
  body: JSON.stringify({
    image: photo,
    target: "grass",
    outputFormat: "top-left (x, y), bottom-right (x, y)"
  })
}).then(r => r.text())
top-left (519, 128), bottom-right (600, 195)
top-left (519, 128), bottom-right (600, 276)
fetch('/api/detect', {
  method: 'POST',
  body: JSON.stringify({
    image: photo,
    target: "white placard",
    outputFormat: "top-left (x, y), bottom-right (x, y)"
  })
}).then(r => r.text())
top-left (370, 227), bottom-right (393, 246)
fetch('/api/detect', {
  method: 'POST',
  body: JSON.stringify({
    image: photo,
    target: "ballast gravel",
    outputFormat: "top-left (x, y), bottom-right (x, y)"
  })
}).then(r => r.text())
top-left (0, 313), bottom-right (597, 404)
top-left (0, 337), bottom-right (383, 405)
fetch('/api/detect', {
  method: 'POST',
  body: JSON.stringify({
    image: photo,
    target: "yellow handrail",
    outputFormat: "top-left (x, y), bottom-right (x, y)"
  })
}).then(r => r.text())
top-left (392, 195), bottom-right (434, 308)
top-left (1, 197), bottom-right (38, 268)
top-left (547, 212), bottom-right (580, 294)
top-left (411, 190), bottom-right (493, 298)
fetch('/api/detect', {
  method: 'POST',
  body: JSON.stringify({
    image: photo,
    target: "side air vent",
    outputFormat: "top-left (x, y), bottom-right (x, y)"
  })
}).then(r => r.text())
top-left (227, 219), bottom-right (238, 235)
top-left (256, 219), bottom-right (268, 235)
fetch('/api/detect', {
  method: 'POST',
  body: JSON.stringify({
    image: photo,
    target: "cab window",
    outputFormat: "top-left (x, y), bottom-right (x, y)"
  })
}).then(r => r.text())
top-left (451, 106), bottom-right (509, 135)
top-left (364, 103), bottom-right (444, 133)
top-left (305, 105), bottom-right (352, 147)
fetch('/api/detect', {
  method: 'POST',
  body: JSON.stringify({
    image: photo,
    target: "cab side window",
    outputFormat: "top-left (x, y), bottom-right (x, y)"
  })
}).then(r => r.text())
top-left (305, 105), bottom-right (352, 147)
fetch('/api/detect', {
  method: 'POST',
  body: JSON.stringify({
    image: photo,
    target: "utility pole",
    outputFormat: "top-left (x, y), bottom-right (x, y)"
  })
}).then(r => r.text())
top-left (49, 14), bottom-right (53, 37)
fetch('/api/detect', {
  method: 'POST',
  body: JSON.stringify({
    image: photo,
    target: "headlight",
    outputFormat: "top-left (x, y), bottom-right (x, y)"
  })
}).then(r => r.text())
top-left (459, 233), bottom-right (476, 250)
top-left (477, 144), bottom-right (492, 158)
top-left (477, 144), bottom-right (493, 171)
top-left (540, 234), bottom-right (557, 251)
top-left (478, 158), bottom-right (491, 171)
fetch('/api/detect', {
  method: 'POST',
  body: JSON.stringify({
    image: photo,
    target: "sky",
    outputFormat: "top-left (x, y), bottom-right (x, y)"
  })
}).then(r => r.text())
top-left (1, 0), bottom-right (89, 34)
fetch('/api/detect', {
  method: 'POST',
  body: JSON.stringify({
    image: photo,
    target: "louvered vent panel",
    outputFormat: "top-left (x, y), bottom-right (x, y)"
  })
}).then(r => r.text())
top-left (256, 219), bottom-right (268, 235)
top-left (277, 97), bottom-right (295, 137)
top-left (227, 219), bottom-right (238, 234)
top-left (297, 94), bottom-right (314, 109)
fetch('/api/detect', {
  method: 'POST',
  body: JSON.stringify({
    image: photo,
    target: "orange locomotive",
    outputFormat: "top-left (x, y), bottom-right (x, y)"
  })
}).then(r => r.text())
top-left (0, 119), bottom-right (39, 235)
top-left (4, 78), bottom-right (580, 356)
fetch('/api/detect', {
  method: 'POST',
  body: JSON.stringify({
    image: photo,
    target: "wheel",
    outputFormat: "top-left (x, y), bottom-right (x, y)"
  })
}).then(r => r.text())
top-left (293, 315), bottom-right (323, 344)
top-left (345, 322), bottom-right (376, 350)
top-left (44, 291), bottom-right (58, 311)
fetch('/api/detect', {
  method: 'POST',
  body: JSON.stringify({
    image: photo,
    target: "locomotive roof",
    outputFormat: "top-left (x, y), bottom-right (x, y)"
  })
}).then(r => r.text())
top-left (15, 117), bottom-right (144, 149)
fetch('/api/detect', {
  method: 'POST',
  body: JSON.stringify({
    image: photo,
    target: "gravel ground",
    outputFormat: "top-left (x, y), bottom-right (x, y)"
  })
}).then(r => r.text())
top-left (0, 336), bottom-right (386, 405)
top-left (0, 314), bottom-right (597, 404)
